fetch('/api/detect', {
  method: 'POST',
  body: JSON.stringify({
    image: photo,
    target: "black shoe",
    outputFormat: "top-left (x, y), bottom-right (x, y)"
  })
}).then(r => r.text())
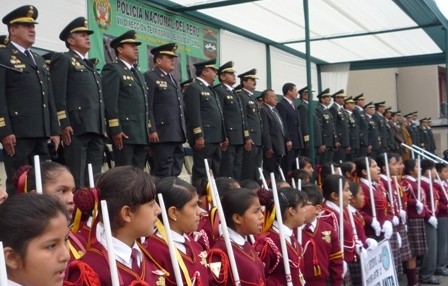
top-left (419, 277), bottom-right (441, 285)
top-left (434, 268), bottom-right (448, 276)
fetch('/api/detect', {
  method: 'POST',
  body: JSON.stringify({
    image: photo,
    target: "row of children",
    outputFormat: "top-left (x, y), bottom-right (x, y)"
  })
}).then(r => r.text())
top-left (1, 149), bottom-right (447, 286)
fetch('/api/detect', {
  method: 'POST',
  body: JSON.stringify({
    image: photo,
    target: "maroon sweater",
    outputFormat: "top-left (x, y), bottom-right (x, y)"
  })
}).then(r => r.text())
top-left (434, 180), bottom-right (448, 217)
top-left (401, 176), bottom-right (430, 219)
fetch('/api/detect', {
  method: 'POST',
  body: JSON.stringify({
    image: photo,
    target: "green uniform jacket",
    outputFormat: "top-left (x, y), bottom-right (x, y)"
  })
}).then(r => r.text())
top-left (0, 43), bottom-right (59, 138)
top-left (101, 61), bottom-right (150, 145)
top-left (50, 50), bottom-right (105, 136)
top-left (238, 89), bottom-right (263, 146)
top-left (184, 79), bottom-right (226, 144)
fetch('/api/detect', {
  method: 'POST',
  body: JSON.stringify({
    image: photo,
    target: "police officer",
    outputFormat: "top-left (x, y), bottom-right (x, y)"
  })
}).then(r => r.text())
top-left (51, 17), bottom-right (105, 188)
top-left (344, 96), bottom-right (360, 161)
top-left (406, 111), bottom-right (420, 147)
top-left (365, 102), bottom-right (380, 159)
top-left (101, 30), bottom-right (150, 169)
top-left (372, 101), bottom-right (388, 154)
top-left (0, 35), bottom-right (8, 47)
top-left (0, 5), bottom-right (60, 195)
top-left (315, 88), bottom-right (336, 165)
top-left (353, 93), bottom-right (369, 157)
top-left (184, 59), bottom-right (227, 183)
top-left (144, 43), bottom-right (186, 176)
top-left (214, 61), bottom-right (248, 180)
top-left (329, 89), bottom-right (349, 163)
top-left (238, 69), bottom-right (263, 181)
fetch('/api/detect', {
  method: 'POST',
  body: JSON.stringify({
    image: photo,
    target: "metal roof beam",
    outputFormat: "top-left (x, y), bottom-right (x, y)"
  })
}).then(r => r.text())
top-left (344, 53), bottom-right (446, 71)
top-left (281, 23), bottom-right (441, 44)
top-left (171, 0), bottom-right (261, 12)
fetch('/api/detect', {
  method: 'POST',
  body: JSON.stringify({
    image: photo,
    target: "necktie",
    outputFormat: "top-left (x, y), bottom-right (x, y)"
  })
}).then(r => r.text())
top-left (273, 108), bottom-right (284, 134)
top-left (24, 50), bottom-right (36, 67)
top-left (131, 248), bottom-right (140, 273)
top-left (83, 58), bottom-right (93, 69)
top-left (168, 73), bottom-right (176, 85)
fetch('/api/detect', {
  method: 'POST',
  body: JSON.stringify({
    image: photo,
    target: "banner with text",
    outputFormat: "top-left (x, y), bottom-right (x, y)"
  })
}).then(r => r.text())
top-left (87, 0), bottom-right (220, 81)
top-left (360, 239), bottom-right (398, 286)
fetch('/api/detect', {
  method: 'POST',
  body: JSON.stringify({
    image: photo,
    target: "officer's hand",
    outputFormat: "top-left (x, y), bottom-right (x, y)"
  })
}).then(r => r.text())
top-left (346, 146), bottom-right (352, 153)
top-left (220, 139), bottom-right (229, 151)
top-left (113, 132), bottom-right (128, 150)
top-left (367, 145), bottom-right (372, 153)
top-left (244, 139), bottom-right (253, 152)
top-left (50, 135), bottom-right (60, 152)
top-left (264, 148), bottom-right (274, 158)
top-left (195, 137), bottom-right (205, 151)
top-left (335, 142), bottom-right (341, 149)
top-left (62, 126), bottom-right (74, 145)
top-left (286, 141), bottom-right (293, 151)
top-left (1, 134), bottom-right (16, 156)
top-left (319, 145), bottom-right (326, 153)
top-left (149, 132), bottom-right (159, 143)
top-left (0, 185), bottom-right (8, 204)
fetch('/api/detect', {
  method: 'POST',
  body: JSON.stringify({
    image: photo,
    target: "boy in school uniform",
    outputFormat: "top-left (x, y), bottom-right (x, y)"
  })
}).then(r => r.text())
top-left (301, 185), bottom-right (344, 286)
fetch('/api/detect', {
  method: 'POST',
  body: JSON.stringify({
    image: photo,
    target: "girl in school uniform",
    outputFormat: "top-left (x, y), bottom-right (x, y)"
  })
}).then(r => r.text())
top-left (255, 187), bottom-right (306, 286)
top-left (65, 166), bottom-right (164, 286)
top-left (210, 188), bottom-right (266, 286)
top-left (434, 163), bottom-right (448, 276)
top-left (0, 193), bottom-right (70, 286)
top-left (145, 176), bottom-right (210, 286)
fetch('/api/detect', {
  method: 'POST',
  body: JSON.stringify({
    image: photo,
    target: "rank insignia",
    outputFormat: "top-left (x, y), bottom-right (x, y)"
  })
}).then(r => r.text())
top-left (199, 250), bottom-right (208, 265)
top-left (321, 231), bottom-right (331, 243)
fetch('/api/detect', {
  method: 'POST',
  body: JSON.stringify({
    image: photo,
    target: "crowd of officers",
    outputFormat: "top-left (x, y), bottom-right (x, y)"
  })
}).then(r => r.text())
top-left (1, 5), bottom-right (448, 286)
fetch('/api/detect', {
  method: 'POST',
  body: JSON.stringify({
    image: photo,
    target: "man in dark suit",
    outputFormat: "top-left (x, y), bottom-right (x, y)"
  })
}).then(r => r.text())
top-left (297, 86), bottom-right (310, 156)
top-left (51, 17), bottom-right (105, 188)
top-left (0, 5), bottom-right (60, 195)
top-left (329, 89), bottom-right (349, 163)
top-left (184, 59), bottom-right (227, 183)
top-left (260, 89), bottom-right (288, 179)
top-left (353, 93), bottom-right (369, 157)
top-left (101, 30), bottom-right (150, 169)
top-left (238, 69), bottom-right (263, 181)
top-left (214, 61), bottom-right (248, 180)
top-left (344, 96), bottom-right (360, 161)
top-left (144, 43), bottom-right (186, 176)
top-left (276, 83), bottom-right (303, 175)
top-left (315, 88), bottom-right (336, 165)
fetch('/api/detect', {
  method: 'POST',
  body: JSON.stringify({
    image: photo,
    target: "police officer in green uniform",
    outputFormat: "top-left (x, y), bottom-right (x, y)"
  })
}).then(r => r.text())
top-left (353, 93), bottom-right (369, 157)
top-left (144, 42), bottom-right (186, 176)
top-left (0, 5), bottom-right (60, 195)
top-left (214, 61), bottom-right (249, 180)
top-left (315, 88), bottom-right (336, 165)
top-left (329, 89), bottom-right (349, 163)
top-left (373, 101), bottom-right (388, 154)
top-left (365, 102), bottom-right (380, 159)
top-left (184, 59), bottom-right (227, 183)
top-left (101, 30), bottom-right (150, 169)
top-left (238, 69), bottom-right (263, 181)
top-left (51, 17), bottom-right (105, 188)
top-left (344, 96), bottom-right (360, 161)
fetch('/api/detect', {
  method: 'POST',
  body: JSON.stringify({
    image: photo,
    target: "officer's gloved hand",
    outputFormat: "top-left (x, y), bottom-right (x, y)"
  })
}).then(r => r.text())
top-left (416, 201), bottom-right (424, 215)
top-left (428, 216), bottom-right (438, 229)
top-left (382, 220), bottom-right (393, 239)
top-left (371, 218), bottom-right (381, 237)
top-left (392, 215), bottom-right (400, 226)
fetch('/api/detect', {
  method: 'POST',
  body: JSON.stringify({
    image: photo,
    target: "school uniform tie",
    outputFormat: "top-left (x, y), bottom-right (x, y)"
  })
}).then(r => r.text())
top-left (131, 248), bottom-right (141, 273)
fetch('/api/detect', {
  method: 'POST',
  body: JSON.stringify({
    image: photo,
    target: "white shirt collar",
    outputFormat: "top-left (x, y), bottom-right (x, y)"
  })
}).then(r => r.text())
top-left (325, 200), bottom-right (341, 214)
top-left (272, 221), bottom-right (293, 243)
top-left (224, 83), bottom-right (234, 91)
top-left (348, 204), bottom-right (357, 214)
top-left (120, 59), bottom-right (133, 70)
top-left (196, 76), bottom-right (210, 86)
top-left (96, 222), bottom-right (142, 268)
top-left (420, 176), bottom-right (430, 183)
top-left (72, 49), bottom-right (87, 60)
top-left (380, 174), bottom-right (390, 182)
top-left (243, 88), bottom-right (253, 95)
top-left (7, 280), bottom-right (23, 286)
top-left (284, 97), bottom-right (294, 106)
top-left (308, 218), bottom-right (318, 232)
top-left (404, 175), bottom-right (416, 182)
top-left (228, 227), bottom-right (246, 246)
top-left (345, 109), bottom-right (352, 115)
top-left (10, 41), bottom-right (27, 54)
top-left (360, 177), bottom-right (374, 188)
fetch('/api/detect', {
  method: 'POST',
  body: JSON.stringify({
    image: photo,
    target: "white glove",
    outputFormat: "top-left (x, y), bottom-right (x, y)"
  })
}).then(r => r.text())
top-left (371, 218), bottom-right (382, 237)
top-left (382, 220), bottom-right (393, 239)
top-left (343, 261), bottom-right (348, 278)
top-left (396, 232), bottom-right (402, 248)
top-left (416, 201), bottom-right (424, 215)
top-left (355, 242), bottom-right (367, 257)
top-left (428, 216), bottom-right (438, 229)
top-left (365, 238), bottom-right (378, 250)
top-left (399, 209), bottom-right (407, 224)
top-left (392, 215), bottom-right (400, 226)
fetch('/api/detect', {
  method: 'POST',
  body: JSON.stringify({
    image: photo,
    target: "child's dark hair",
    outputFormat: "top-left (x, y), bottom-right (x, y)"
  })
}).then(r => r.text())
top-left (340, 161), bottom-right (355, 177)
top-left (404, 159), bottom-right (417, 175)
top-left (222, 188), bottom-right (258, 229)
top-left (376, 152), bottom-right (400, 172)
top-left (354, 157), bottom-right (372, 178)
top-left (292, 169), bottom-right (311, 182)
top-left (97, 166), bottom-right (156, 231)
top-left (258, 187), bottom-right (306, 218)
top-left (297, 156), bottom-right (312, 170)
top-left (192, 178), bottom-right (208, 197)
top-left (301, 184), bottom-right (323, 206)
top-left (348, 182), bottom-right (361, 197)
top-left (0, 193), bottom-right (69, 258)
top-left (322, 174), bottom-right (346, 201)
top-left (436, 163), bottom-right (448, 173)
top-left (13, 162), bottom-right (70, 193)
top-left (156, 177), bottom-right (197, 211)
top-left (239, 179), bottom-right (261, 191)
top-left (215, 177), bottom-right (240, 198)
top-left (321, 163), bottom-right (340, 180)
top-left (420, 159), bottom-right (435, 175)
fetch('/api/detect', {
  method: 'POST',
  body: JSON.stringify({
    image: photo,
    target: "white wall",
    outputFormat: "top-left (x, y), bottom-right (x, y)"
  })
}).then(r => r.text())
top-left (0, 0), bottom-right (87, 52)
